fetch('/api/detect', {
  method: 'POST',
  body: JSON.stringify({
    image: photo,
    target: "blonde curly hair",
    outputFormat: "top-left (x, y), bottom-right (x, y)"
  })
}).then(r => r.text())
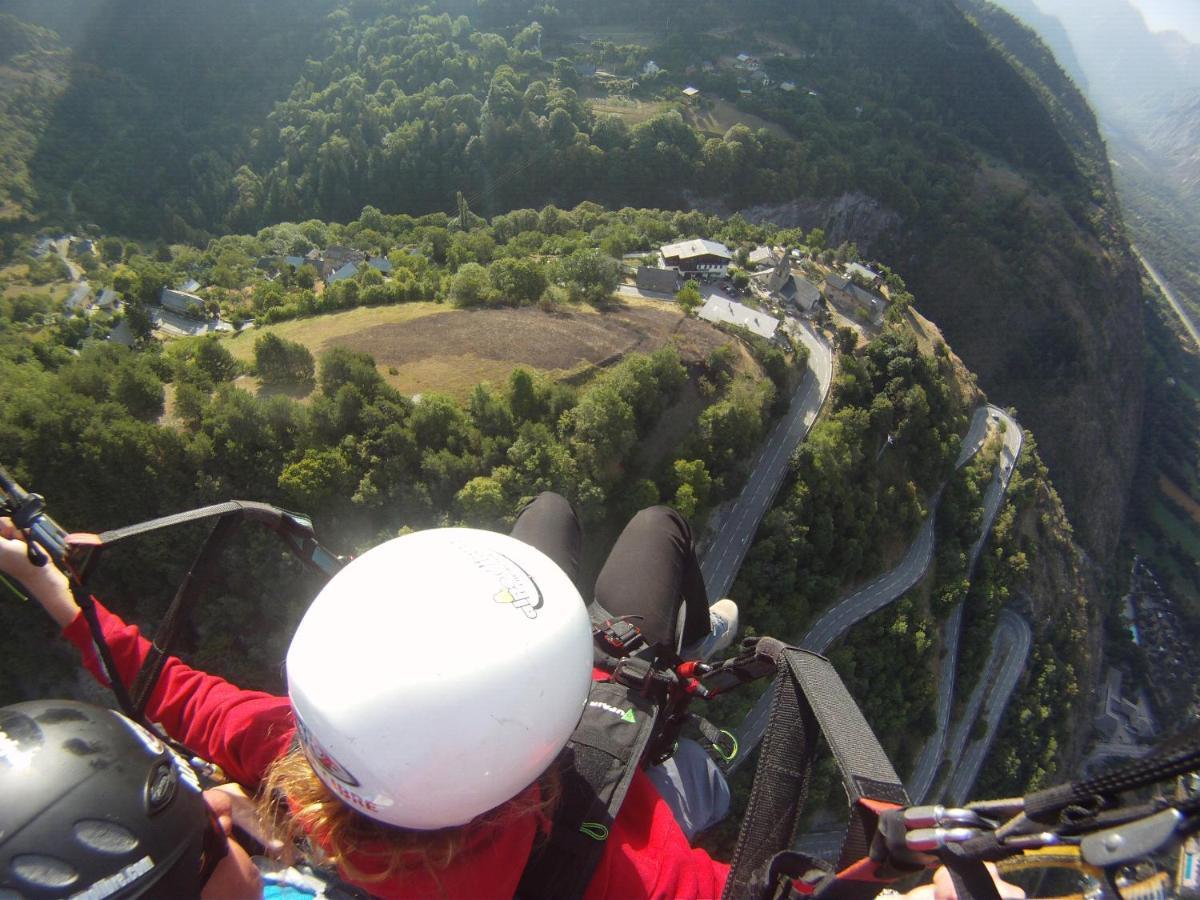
top-left (257, 745), bottom-right (560, 886)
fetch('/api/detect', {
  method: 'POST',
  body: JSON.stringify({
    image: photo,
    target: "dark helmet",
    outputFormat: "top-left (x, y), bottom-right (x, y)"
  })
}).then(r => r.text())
top-left (0, 700), bottom-right (219, 898)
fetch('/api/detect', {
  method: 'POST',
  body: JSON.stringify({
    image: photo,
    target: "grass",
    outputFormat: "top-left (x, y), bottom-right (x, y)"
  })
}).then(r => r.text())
top-left (588, 96), bottom-right (672, 125)
top-left (685, 99), bottom-right (790, 139)
top-left (216, 298), bottom-right (747, 402)
top-left (586, 94), bottom-right (791, 140)
top-left (572, 26), bottom-right (662, 44)
top-left (218, 303), bottom-right (447, 364)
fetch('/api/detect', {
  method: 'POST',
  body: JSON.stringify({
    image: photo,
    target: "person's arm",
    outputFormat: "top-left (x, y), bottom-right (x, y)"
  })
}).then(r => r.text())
top-left (0, 517), bottom-right (78, 626)
top-left (1, 518), bottom-right (295, 788)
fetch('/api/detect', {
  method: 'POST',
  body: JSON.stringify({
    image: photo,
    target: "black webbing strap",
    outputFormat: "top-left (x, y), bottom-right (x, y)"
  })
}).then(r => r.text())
top-left (131, 513), bottom-right (243, 714)
top-left (72, 579), bottom-right (139, 720)
top-left (93, 501), bottom-right (264, 546)
top-left (724, 648), bottom-right (913, 900)
top-left (516, 680), bottom-right (659, 899)
top-left (1023, 722), bottom-right (1200, 824)
top-left (723, 650), bottom-right (820, 900)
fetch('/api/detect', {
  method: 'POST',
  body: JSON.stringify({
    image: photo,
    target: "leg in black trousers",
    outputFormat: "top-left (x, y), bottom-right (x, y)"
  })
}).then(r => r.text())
top-left (593, 506), bottom-right (711, 653)
top-left (509, 491), bottom-right (583, 588)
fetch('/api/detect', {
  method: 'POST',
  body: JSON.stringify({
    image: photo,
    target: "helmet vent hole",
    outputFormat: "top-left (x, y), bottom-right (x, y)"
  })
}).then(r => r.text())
top-left (74, 819), bottom-right (140, 854)
top-left (11, 854), bottom-right (79, 888)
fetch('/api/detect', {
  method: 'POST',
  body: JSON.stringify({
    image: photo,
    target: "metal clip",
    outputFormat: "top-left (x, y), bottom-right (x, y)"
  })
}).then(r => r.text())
top-left (1080, 809), bottom-right (1184, 867)
top-left (906, 827), bottom-right (981, 852)
top-left (904, 806), bottom-right (990, 829)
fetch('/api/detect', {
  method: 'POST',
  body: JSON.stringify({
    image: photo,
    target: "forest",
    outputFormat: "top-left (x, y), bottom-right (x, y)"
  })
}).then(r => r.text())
top-left (0, 0), bottom-right (1143, 818)
top-left (0, 0), bottom-right (1099, 242)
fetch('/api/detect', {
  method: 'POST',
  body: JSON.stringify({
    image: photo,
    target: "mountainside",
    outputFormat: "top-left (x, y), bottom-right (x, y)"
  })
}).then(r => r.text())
top-left (995, 0), bottom-right (1200, 130)
top-left (1146, 94), bottom-right (1200, 198)
top-left (0, 0), bottom-right (1144, 557)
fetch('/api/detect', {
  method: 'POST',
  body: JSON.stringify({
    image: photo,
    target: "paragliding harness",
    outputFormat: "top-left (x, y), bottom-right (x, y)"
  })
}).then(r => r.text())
top-left (5, 467), bottom-right (1200, 900)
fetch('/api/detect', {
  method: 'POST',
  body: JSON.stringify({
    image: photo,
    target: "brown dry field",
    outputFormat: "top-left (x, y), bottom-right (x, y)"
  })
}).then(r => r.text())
top-left (351, 302), bottom-right (742, 396)
top-left (221, 299), bottom-right (754, 400)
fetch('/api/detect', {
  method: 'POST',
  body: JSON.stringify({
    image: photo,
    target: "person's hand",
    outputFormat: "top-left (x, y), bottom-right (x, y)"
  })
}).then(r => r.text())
top-left (205, 783), bottom-right (290, 862)
top-left (200, 786), bottom-right (265, 898)
top-left (902, 864), bottom-right (1025, 899)
top-left (0, 517), bottom-right (77, 627)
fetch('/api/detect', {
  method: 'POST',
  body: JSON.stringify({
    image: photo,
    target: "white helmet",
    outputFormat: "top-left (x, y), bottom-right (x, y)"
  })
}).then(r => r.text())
top-left (286, 528), bottom-right (594, 830)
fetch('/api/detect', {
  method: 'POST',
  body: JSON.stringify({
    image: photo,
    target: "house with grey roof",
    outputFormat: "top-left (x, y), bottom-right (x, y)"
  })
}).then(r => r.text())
top-left (95, 288), bottom-right (120, 312)
top-left (660, 238), bottom-right (731, 277)
top-left (327, 261), bottom-right (359, 284)
top-left (825, 272), bottom-right (886, 323)
top-left (635, 266), bottom-right (681, 296)
top-left (780, 275), bottom-right (821, 314)
top-left (367, 256), bottom-right (393, 274)
top-left (160, 287), bottom-right (206, 318)
top-left (698, 296), bottom-right (779, 340)
top-left (65, 283), bottom-right (92, 313)
top-left (747, 245), bottom-right (780, 270)
top-left (845, 262), bottom-right (881, 286)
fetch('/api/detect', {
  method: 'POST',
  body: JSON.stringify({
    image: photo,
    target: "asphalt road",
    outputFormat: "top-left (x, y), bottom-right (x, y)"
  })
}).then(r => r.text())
top-left (944, 609), bottom-right (1032, 804)
top-left (730, 405), bottom-right (1023, 775)
top-left (700, 318), bottom-right (832, 601)
top-left (908, 407), bottom-right (1024, 800)
top-left (1134, 246), bottom-right (1199, 351)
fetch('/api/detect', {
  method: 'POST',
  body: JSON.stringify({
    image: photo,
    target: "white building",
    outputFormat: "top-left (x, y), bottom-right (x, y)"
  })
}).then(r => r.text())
top-left (698, 296), bottom-right (779, 340)
top-left (660, 238), bottom-right (732, 277)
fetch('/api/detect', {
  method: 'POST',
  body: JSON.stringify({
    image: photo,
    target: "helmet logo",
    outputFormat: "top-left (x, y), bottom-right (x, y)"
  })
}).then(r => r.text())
top-left (146, 759), bottom-right (178, 812)
top-left (295, 717), bottom-right (360, 787)
top-left (452, 540), bottom-right (545, 620)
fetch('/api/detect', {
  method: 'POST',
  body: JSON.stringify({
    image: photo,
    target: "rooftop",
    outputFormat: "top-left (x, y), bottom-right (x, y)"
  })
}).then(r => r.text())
top-left (661, 238), bottom-right (731, 261)
top-left (698, 296), bottom-right (779, 340)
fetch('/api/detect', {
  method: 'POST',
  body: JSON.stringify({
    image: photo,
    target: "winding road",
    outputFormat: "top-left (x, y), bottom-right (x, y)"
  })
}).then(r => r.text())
top-left (944, 609), bottom-right (1032, 804)
top-left (731, 406), bottom-right (1019, 771)
top-left (909, 408), bottom-right (1024, 801)
top-left (700, 317), bottom-right (833, 601)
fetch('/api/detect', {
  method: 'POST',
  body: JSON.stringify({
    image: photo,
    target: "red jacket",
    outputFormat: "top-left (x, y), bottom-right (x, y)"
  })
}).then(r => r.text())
top-left (63, 602), bottom-right (729, 899)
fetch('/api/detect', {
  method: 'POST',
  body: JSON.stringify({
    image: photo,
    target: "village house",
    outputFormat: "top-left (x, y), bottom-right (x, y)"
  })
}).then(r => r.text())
top-left (327, 261), bottom-right (359, 283)
top-left (94, 288), bottom-right (120, 312)
top-left (660, 238), bottom-right (731, 278)
top-left (368, 255), bottom-right (393, 274)
top-left (698, 296), bottom-right (779, 341)
top-left (845, 262), bottom-right (882, 287)
top-left (65, 283), bottom-right (92, 314)
top-left (635, 266), bottom-right (681, 295)
top-left (766, 256), bottom-right (820, 314)
top-left (159, 287), bottom-right (206, 318)
top-left (747, 245), bottom-right (781, 270)
top-left (682, 86), bottom-right (700, 102)
top-left (824, 272), bottom-right (886, 323)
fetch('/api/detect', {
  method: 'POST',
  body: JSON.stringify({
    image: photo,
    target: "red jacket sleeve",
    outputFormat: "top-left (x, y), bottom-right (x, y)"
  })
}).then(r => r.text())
top-left (61, 600), bottom-right (295, 790)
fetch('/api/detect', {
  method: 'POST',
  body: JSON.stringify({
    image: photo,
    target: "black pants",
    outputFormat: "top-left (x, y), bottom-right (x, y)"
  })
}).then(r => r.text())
top-left (510, 492), bottom-right (712, 650)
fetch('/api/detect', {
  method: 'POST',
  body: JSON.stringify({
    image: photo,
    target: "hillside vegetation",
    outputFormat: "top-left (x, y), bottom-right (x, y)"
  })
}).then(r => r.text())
top-left (0, 0), bottom-right (1142, 564)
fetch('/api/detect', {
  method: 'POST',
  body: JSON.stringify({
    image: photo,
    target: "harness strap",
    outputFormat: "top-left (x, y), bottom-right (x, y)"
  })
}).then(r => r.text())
top-left (516, 680), bottom-right (659, 899)
top-left (723, 650), bottom-right (820, 900)
top-left (724, 647), bottom-right (914, 900)
top-left (131, 513), bottom-right (244, 714)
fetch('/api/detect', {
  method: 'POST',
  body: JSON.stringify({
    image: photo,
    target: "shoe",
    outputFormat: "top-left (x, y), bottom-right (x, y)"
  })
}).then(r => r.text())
top-left (683, 599), bottom-right (739, 661)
